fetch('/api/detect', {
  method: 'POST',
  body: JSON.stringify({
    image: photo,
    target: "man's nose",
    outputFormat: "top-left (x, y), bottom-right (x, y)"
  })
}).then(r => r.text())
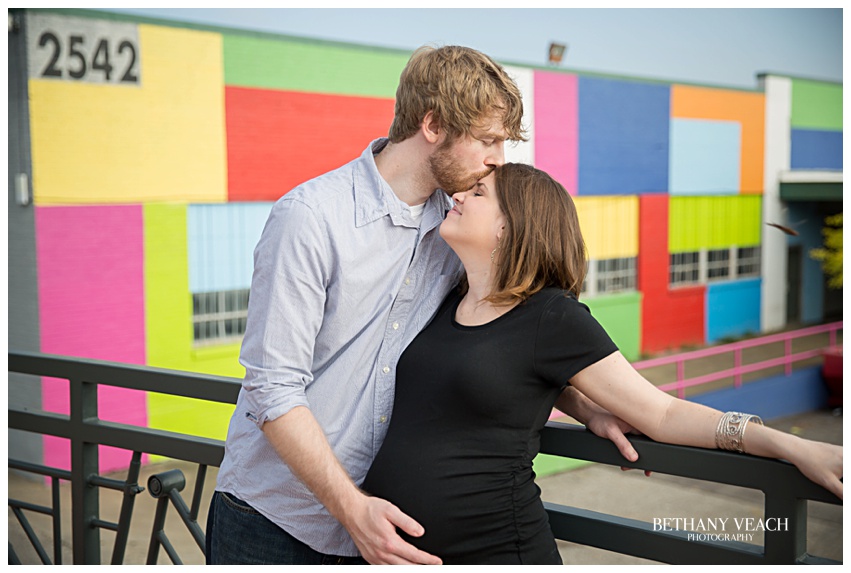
top-left (488, 141), bottom-right (506, 167)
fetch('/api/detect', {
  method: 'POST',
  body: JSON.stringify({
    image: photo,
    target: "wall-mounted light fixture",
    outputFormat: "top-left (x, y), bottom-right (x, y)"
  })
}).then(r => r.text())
top-left (16, 173), bottom-right (31, 207)
top-left (548, 42), bottom-right (567, 66)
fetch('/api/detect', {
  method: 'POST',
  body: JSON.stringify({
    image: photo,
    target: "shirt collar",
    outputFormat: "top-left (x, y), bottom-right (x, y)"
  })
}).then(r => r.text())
top-left (354, 138), bottom-right (453, 230)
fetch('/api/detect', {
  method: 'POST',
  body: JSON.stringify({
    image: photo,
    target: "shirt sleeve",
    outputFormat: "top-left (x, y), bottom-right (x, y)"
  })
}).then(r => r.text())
top-left (533, 293), bottom-right (619, 389)
top-left (238, 197), bottom-right (331, 427)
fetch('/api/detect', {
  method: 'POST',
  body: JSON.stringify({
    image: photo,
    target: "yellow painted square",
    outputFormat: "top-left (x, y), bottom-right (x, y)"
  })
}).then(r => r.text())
top-left (575, 196), bottom-right (639, 260)
top-left (29, 25), bottom-right (226, 205)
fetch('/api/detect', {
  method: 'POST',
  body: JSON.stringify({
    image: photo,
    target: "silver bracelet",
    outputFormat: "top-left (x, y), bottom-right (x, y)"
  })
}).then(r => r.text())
top-left (715, 411), bottom-right (764, 453)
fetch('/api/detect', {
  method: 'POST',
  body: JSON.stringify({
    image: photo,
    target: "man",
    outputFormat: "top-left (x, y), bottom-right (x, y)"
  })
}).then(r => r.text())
top-left (207, 45), bottom-right (640, 565)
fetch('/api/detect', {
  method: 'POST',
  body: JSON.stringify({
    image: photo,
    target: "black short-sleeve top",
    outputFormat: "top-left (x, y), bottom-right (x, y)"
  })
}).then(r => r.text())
top-left (361, 287), bottom-right (618, 564)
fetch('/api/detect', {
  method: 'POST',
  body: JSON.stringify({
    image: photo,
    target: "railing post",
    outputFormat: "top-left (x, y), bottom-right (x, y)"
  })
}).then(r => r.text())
top-left (763, 494), bottom-right (807, 563)
top-left (51, 476), bottom-right (62, 564)
top-left (784, 337), bottom-right (793, 376)
top-left (69, 378), bottom-right (100, 564)
top-left (734, 348), bottom-right (742, 388)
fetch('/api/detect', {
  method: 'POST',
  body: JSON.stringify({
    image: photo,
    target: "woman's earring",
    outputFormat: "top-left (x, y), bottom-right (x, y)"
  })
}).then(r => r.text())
top-left (491, 247), bottom-right (498, 263)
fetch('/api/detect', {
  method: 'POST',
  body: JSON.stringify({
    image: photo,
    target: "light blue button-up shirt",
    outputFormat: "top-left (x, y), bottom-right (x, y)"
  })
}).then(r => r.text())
top-left (216, 139), bottom-right (462, 556)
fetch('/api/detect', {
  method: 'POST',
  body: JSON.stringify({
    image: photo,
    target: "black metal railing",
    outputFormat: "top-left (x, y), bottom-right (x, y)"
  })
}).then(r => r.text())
top-left (540, 423), bottom-right (841, 564)
top-left (8, 350), bottom-right (842, 565)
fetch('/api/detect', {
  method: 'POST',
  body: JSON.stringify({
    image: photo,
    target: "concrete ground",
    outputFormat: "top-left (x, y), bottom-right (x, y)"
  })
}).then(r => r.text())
top-left (8, 409), bottom-right (842, 565)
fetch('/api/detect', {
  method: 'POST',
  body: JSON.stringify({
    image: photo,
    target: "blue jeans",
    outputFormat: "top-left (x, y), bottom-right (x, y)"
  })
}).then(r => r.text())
top-left (205, 491), bottom-right (368, 565)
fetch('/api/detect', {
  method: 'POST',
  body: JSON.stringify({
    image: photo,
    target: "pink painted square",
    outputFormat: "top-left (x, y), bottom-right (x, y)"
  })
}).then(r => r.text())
top-left (36, 205), bottom-right (148, 473)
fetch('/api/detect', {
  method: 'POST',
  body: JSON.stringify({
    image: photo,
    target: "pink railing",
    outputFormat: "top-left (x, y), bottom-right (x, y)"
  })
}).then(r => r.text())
top-left (632, 322), bottom-right (843, 399)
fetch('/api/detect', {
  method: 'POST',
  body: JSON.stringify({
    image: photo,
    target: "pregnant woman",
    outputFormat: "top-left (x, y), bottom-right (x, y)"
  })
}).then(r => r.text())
top-left (361, 163), bottom-right (843, 565)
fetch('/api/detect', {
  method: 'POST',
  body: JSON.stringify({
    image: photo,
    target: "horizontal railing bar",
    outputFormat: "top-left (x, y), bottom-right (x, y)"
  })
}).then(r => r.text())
top-left (8, 500), bottom-right (55, 516)
top-left (9, 410), bottom-right (73, 439)
top-left (657, 349), bottom-right (826, 392)
top-left (544, 502), bottom-right (765, 565)
top-left (9, 459), bottom-right (72, 481)
top-left (540, 422), bottom-right (840, 504)
top-left (633, 322), bottom-right (841, 369)
top-left (9, 410), bottom-right (226, 467)
top-left (86, 421), bottom-right (226, 467)
top-left (91, 519), bottom-right (119, 532)
top-left (9, 351), bottom-right (242, 404)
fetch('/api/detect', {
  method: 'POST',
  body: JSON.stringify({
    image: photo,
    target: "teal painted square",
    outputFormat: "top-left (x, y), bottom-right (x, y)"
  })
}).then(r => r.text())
top-left (669, 119), bottom-right (740, 195)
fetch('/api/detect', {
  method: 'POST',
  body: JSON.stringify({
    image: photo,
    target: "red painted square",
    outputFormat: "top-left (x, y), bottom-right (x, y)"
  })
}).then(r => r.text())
top-left (639, 195), bottom-right (706, 353)
top-left (226, 87), bottom-right (396, 201)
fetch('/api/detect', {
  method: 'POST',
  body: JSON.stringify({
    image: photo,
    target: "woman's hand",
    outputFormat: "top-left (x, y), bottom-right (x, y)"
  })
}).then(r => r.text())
top-left (785, 438), bottom-right (843, 500)
top-left (584, 412), bottom-right (651, 475)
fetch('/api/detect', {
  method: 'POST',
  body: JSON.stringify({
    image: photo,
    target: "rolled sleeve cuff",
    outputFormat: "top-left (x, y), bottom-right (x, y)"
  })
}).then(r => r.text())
top-left (242, 386), bottom-right (312, 428)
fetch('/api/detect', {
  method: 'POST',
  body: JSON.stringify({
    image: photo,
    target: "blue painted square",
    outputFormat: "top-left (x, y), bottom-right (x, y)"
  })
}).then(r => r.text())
top-left (578, 77), bottom-right (670, 195)
top-left (669, 119), bottom-right (740, 195)
top-left (188, 203), bottom-right (274, 293)
top-left (791, 129), bottom-right (842, 170)
top-left (705, 278), bottom-right (761, 343)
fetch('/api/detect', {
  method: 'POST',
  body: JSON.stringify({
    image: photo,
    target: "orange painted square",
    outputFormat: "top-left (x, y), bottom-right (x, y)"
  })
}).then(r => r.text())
top-left (671, 86), bottom-right (765, 195)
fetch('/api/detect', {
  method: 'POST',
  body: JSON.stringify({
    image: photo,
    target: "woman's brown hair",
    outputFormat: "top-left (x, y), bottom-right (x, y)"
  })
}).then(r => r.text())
top-left (484, 163), bottom-right (587, 304)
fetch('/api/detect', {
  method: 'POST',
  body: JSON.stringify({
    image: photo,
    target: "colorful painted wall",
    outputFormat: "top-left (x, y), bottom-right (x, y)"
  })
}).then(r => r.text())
top-left (9, 9), bottom-right (840, 473)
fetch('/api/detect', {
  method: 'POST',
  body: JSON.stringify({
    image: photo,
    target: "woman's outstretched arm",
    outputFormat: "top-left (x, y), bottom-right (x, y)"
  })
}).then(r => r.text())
top-left (569, 351), bottom-right (843, 499)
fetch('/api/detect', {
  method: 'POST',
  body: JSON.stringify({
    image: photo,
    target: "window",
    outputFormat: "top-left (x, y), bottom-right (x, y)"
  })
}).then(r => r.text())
top-left (597, 257), bottom-right (637, 294)
top-left (706, 249), bottom-right (731, 281)
top-left (669, 246), bottom-right (762, 288)
top-left (583, 257), bottom-right (637, 297)
top-left (669, 252), bottom-right (700, 286)
top-left (193, 289), bottom-right (250, 345)
top-left (736, 246), bottom-right (761, 278)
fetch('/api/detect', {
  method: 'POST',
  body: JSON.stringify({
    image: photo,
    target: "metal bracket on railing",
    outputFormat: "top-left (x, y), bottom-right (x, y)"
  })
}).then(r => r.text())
top-left (145, 467), bottom-right (208, 565)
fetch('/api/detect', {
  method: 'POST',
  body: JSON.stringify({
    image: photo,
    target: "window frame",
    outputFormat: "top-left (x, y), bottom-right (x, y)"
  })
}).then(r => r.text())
top-left (192, 288), bottom-right (250, 347)
top-left (583, 256), bottom-right (638, 298)
top-left (669, 246), bottom-right (761, 289)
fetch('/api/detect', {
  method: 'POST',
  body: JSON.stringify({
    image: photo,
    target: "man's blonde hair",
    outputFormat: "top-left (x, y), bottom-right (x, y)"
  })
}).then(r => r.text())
top-left (388, 45), bottom-right (527, 143)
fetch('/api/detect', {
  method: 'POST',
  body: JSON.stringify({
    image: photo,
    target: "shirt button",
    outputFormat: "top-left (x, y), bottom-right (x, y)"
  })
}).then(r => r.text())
top-left (379, 415), bottom-right (387, 423)
top-left (382, 366), bottom-right (390, 374)
top-left (404, 277), bottom-right (411, 285)
top-left (392, 322), bottom-right (399, 330)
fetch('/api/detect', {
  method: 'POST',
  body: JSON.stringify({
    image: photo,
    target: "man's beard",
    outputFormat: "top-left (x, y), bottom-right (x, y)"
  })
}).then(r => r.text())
top-left (428, 141), bottom-right (493, 195)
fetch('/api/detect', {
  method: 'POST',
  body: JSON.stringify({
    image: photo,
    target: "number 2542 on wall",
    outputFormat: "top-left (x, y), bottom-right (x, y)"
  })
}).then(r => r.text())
top-left (26, 13), bottom-right (141, 87)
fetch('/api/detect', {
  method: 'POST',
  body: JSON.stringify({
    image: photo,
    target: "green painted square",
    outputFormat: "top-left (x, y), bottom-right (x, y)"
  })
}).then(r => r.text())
top-left (223, 34), bottom-right (409, 97)
top-left (584, 292), bottom-right (642, 361)
top-left (533, 453), bottom-right (592, 477)
top-left (791, 79), bottom-right (842, 131)
top-left (669, 196), bottom-right (761, 252)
